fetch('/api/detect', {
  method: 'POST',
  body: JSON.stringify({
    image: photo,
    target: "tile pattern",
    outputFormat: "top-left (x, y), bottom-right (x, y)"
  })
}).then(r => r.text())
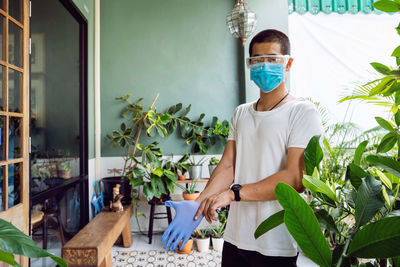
top-left (112, 249), bottom-right (222, 267)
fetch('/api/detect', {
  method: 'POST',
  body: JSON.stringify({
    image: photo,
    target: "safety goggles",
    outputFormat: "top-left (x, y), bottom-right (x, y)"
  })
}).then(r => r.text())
top-left (246, 55), bottom-right (290, 68)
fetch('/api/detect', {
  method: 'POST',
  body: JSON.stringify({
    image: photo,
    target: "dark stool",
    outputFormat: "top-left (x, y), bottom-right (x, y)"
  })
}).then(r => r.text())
top-left (148, 200), bottom-right (172, 244)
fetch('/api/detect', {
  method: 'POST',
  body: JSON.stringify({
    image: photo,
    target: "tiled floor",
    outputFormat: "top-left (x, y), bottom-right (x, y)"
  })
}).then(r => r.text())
top-left (31, 231), bottom-right (317, 266)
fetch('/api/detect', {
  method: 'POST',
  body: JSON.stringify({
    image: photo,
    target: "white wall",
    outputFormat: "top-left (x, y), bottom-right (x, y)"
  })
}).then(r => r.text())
top-left (289, 13), bottom-right (400, 130)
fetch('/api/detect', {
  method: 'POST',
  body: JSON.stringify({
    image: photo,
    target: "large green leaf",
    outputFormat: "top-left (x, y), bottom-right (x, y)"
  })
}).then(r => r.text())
top-left (303, 174), bottom-right (338, 202)
top-left (0, 250), bottom-right (20, 267)
top-left (304, 135), bottom-right (323, 176)
top-left (314, 209), bottom-right (339, 234)
top-left (0, 219), bottom-right (67, 267)
top-left (375, 169), bottom-right (392, 190)
top-left (373, 0), bottom-right (400, 12)
top-left (346, 163), bottom-right (367, 190)
top-left (377, 132), bottom-right (397, 153)
top-left (254, 210), bottom-right (284, 239)
top-left (370, 62), bottom-right (392, 75)
top-left (354, 140), bottom-right (368, 165)
top-left (355, 175), bottom-right (385, 228)
top-left (348, 216), bottom-right (400, 258)
top-left (275, 183), bottom-right (332, 267)
top-left (375, 117), bottom-right (395, 131)
top-left (395, 111), bottom-right (400, 128)
top-left (366, 155), bottom-right (400, 178)
top-left (369, 78), bottom-right (395, 96)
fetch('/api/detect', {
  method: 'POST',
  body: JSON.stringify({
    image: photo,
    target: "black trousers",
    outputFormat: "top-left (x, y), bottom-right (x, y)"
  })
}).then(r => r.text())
top-left (221, 241), bottom-right (298, 267)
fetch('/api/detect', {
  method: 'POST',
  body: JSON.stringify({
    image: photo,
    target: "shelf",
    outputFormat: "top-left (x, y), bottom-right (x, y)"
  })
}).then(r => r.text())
top-left (176, 179), bottom-right (209, 184)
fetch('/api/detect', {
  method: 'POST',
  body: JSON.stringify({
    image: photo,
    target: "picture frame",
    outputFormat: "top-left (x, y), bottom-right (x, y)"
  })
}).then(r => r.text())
top-left (31, 77), bottom-right (45, 128)
top-left (31, 33), bottom-right (45, 73)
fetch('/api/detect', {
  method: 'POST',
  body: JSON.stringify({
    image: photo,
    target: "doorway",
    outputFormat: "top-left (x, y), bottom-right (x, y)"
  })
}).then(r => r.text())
top-left (29, 0), bottom-right (88, 260)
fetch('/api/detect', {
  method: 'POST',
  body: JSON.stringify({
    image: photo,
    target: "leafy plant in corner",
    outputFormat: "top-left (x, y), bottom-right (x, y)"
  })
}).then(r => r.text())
top-left (0, 219), bottom-right (67, 267)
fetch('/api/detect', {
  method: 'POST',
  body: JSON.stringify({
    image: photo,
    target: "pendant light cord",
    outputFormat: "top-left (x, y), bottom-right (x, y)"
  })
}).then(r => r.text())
top-left (256, 93), bottom-right (289, 111)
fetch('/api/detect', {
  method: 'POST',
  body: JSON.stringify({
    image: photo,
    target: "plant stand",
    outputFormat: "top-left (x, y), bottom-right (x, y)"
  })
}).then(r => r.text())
top-left (147, 199), bottom-right (172, 244)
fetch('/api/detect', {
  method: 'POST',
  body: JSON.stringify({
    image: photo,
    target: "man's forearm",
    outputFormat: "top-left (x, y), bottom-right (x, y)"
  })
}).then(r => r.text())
top-left (196, 162), bottom-right (234, 202)
top-left (239, 169), bottom-right (303, 202)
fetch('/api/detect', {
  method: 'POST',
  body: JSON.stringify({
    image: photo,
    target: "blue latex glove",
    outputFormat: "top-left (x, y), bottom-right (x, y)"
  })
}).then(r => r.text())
top-left (161, 200), bottom-right (204, 251)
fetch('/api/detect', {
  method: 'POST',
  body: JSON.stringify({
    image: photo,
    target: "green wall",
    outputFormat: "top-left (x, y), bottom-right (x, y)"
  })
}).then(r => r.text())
top-left (100, 0), bottom-right (288, 157)
top-left (72, 0), bottom-right (95, 159)
top-left (101, 0), bottom-right (240, 156)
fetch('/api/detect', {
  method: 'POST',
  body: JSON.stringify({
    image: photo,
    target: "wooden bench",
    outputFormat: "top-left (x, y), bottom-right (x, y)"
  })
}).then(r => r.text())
top-left (62, 205), bottom-right (133, 267)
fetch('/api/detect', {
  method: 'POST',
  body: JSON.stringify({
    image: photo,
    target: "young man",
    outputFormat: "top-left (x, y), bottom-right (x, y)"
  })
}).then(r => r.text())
top-left (161, 29), bottom-right (323, 267)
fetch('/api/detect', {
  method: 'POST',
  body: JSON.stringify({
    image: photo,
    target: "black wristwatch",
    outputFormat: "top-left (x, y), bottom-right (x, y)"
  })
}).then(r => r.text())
top-left (230, 184), bottom-right (242, 201)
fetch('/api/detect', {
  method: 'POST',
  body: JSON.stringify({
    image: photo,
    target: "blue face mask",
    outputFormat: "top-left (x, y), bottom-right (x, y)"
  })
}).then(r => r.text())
top-left (250, 63), bottom-right (285, 93)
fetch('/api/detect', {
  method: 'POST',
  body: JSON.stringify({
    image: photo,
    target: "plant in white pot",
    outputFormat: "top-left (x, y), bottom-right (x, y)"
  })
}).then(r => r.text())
top-left (208, 157), bottom-right (220, 177)
top-left (195, 228), bottom-right (210, 253)
top-left (211, 208), bottom-right (228, 252)
top-left (188, 156), bottom-right (207, 179)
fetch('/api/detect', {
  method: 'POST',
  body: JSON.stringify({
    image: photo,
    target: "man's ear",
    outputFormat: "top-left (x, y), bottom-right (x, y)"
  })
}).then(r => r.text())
top-left (286, 57), bottom-right (294, 72)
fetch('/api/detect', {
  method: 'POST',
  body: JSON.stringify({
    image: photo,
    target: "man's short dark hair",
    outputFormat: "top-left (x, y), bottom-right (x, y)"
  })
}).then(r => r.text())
top-left (249, 29), bottom-right (291, 56)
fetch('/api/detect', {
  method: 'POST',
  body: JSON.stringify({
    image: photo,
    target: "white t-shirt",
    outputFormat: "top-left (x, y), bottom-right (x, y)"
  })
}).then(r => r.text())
top-left (224, 98), bottom-right (323, 257)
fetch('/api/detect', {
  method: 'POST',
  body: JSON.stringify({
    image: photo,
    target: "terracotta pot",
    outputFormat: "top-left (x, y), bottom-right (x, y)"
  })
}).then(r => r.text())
top-left (178, 238), bottom-right (194, 254)
top-left (183, 192), bottom-right (200, 201)
top-left (178, 174), bottom-right (187, 180)
top-left (58, 170), bottom-right (71, 179)
top-left (196, 237), bottom-right (210, 253)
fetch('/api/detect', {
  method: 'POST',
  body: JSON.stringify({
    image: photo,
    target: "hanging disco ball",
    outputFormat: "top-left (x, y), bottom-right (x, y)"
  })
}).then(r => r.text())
top-left (226, 0), bottom-right (257, 46)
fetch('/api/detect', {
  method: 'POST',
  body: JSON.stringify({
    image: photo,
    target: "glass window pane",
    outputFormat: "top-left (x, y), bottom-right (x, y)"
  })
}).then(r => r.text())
top-left (0, 1), bottom-right (4, 11)
top-left (0, 16), bottom-right (4, 61)
top-left (0, 166), bottom-right (3, 211)
top-left (9, 0), bottom-right (22, 23)
top-left (9, 117), bottom-right (21, 159)
top-left (0, 116), bottom-right (4, 161)
top-left (8, 163), bottom-right (20, 208)
top-left (0, 66), bottom-right (4, 110)
top-left (8, 69), bottom-right (21, 112)
top-left (8, 22), bottom-right (22, 67)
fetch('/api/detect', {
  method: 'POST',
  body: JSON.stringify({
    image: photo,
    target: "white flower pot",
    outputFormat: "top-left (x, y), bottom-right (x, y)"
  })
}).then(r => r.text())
top-left (196, 237), bottom-right (210, 252)
top-left (212, 236), bottom-right (224, 252)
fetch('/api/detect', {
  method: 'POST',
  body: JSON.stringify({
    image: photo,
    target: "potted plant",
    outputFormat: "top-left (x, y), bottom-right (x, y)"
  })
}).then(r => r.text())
top-left (171, 153), bottom-right (190, 180)
top-left (208, 156), bottom-right (220, 177)
top-left (175, 176), bottom-right (200, 201)
top-left (178, 237), bottom-right (194, 254)
top-left (58, 161), bottom-right (72, 179)
top-left (126, 142), bottom-right (177, 202)
top-left (211, 208), bottom-right (228, 252)
top-left (188, 156), bottom-right (207, 180)
top-left (195, 228), bottom-right (210, 253)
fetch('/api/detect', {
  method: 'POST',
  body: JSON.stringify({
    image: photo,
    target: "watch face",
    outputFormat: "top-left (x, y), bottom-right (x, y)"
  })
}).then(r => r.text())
top-left (232, 184), bottom-right (242, 190)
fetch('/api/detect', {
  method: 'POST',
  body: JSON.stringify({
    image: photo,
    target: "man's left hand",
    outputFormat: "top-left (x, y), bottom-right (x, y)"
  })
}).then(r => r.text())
top-left (198, 189), bottom-right (234, 223)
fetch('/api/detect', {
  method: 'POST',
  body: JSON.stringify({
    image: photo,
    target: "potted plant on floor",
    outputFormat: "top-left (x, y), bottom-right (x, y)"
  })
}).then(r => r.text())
top-left (178, 237), bottom-right (194, 254)
top-left (195, 228), bottom-right (210, 253)
top-left (208, 156), bottom-right (220, 177)
top-left (211, 208), bottom-right (228, 252)
top-left (188, 156), bottom-right (207, 180)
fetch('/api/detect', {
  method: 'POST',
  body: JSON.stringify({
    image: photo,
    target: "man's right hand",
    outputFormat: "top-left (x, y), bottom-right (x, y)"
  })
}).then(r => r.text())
top-left (195, 189), bottom-right (234, 223)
